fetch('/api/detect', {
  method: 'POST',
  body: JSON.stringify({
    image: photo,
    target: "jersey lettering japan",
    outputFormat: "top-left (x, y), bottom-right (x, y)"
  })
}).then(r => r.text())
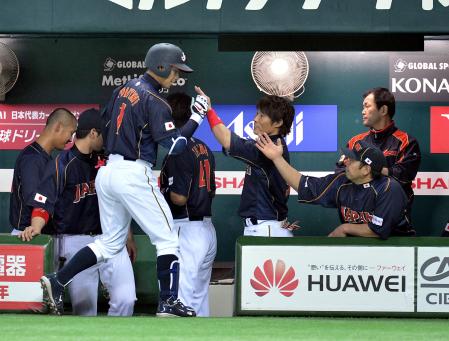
top-left (227, 132), bottom-right (289, 221)
top-left (297, 172), bottom-right (411, 239)
top-left (29, 145), bottom-right (101, 235)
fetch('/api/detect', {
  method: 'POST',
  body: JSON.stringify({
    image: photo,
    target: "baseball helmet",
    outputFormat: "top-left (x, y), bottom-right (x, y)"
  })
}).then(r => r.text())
top-left (145, 43), bottom-right (193, 78)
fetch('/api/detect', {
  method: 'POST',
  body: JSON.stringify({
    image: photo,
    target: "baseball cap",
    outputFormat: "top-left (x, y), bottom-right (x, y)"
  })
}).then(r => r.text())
top-left (341, 140), bottom-right (386, 173)
top-left (77, 108), bottom-right (102, 133)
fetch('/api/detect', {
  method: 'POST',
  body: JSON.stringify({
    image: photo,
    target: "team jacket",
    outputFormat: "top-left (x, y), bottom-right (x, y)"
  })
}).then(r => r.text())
top-left (340, 121), bottom-right (421, 200)
top-left (226, 132), bottom-right (290, 222)
top-left (9, 142), bottom-right (54, 233)
top-left (297, 172), bottom-right (414, 239)
top-left (101, 73), bottom-right (189, 166)
top-left (160, 137), bottom-right (216, 220)
top-left (28, 145), bottom-right (102, 235)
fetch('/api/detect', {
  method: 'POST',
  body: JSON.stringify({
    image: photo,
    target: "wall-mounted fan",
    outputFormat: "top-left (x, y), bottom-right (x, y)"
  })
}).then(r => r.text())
top-left (0, 42), bottom-right (20, 101)
top-left (251, 51), bottom-right (309, 100)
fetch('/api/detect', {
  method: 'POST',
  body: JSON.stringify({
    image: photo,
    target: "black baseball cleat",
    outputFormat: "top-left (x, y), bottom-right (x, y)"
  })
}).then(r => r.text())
top-left (40, 273), bottom-right (65, 316)
top-left (156, 296), bottom-right (196, 317)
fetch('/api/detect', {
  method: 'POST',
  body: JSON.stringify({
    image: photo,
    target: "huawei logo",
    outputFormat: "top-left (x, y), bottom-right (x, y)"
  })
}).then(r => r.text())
top-left (250, 259), bottom-right (299, 297)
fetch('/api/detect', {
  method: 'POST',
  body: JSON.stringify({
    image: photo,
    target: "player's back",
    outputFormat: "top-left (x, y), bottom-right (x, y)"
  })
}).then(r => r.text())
top-left (104, 73), bottom-right (173, 165)
top-left (161, 137), bottom-right (215, 220)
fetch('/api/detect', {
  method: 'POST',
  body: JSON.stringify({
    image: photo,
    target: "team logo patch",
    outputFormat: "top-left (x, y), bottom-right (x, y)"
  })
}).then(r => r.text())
top-left (164, 122), bottom-right (175, 131)
top-left (371, 215), bottom-right (384, 226)
top-left (363, 183), bottom-right (370, 188)
top-left (34, 193), bottom-right (47, 204)
top-left (364, 157), bottom-right (372, 165)
top-left (445, 222), bottom-right (449, 232)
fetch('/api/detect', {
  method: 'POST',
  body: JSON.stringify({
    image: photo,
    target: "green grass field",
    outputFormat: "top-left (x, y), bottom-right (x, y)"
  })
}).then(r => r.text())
top-left (1, 315), bottom-right (448, 341)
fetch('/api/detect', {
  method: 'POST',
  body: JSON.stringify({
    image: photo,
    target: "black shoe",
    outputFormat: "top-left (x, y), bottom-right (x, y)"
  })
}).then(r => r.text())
top-left (40, 273), bottom-right (64, 316)
top-left (156, 296), bottom-right (196, 317)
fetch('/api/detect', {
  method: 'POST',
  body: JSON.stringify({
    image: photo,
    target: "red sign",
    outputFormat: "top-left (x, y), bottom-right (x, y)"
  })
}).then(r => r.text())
top-left (0, 104), bottom-right (99, 150)
top-left (430, 106), bottom-right (449, 154)
top-left (0, 244), bottom-right (45, 311)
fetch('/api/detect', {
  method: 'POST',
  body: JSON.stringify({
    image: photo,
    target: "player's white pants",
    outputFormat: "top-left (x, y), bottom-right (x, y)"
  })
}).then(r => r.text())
top-left (56, 234), bottom-right (136, 316)
top-left (174, 217), bottom-right (217, 317)
top-left (91, 155), bottom-right (179, 260)
top-left (244, 219), bottom-right (293, 237)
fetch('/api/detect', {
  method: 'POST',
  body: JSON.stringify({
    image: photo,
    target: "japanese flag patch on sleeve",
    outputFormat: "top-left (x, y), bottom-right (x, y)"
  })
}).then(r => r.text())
top-left (34, 193), bottom-right (47, 204)
top-left (165, 121), bottom-right (175, 131)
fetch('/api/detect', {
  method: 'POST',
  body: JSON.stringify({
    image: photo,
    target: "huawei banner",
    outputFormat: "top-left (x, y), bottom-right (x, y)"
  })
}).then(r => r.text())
top-left (240, 246), bottom-right (415, 312)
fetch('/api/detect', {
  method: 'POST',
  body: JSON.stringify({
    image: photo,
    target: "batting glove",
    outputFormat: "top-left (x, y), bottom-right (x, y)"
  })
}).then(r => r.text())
top-left (190, 95), bottom-right (209, 119)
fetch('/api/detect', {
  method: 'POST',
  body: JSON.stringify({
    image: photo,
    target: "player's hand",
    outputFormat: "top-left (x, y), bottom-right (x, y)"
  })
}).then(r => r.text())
top-left (18, 225), bottom-right (43, 242)
top-left (282, 220), bottom-right (301, 231)
top-left (126, 234), bottom-right (138, 263)
top-left (255, 133), bottom-right (283, 160)
top-left (328, 224), bottom-right (348, 237)
top-left (190, 94), bottom-right (209, 118)
top-left (194, 86), bottom-right (212, 109)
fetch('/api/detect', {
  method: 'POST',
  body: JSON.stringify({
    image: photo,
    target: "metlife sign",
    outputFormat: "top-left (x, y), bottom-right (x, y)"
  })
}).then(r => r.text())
top-left (100, 56), bottom-right (188, 96)
top-left (194, 105), bottom-right (337, 152)
top-left (390, 54), bottom-right (449, 101)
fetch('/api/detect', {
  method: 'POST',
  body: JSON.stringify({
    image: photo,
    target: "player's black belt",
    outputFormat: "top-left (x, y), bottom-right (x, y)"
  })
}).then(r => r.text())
top-left (249, 217), bottom-right (259, 225)
top-left (189, 216), bottom-right (204, 221)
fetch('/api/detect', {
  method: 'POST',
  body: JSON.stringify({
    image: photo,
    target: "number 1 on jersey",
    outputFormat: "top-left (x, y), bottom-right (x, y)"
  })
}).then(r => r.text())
top-left (116, 103), bottom-right (127, 134)
top-left (199, 159), bottom-right (211, 192)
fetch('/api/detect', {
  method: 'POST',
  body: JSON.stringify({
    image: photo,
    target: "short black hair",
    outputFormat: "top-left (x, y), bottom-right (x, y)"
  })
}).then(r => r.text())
top-left (256, 95), bottom-right (295, 137)
top-left (363, 87), bottom-right (396, 119)
top-left (46, 108), bottom-right (76, 128)
top-left (167, 92), bottom-right (192, 128)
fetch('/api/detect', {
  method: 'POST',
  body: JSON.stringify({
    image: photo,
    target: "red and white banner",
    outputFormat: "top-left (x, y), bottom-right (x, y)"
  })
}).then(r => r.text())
top-left (0, 104), bottom-right (99, 150)
top-left (0, 245), bottom-right (45, 311)
top-left (2, 170), bottom-right (449, 196)
top-left (430, 106), bottom-right (449, 154)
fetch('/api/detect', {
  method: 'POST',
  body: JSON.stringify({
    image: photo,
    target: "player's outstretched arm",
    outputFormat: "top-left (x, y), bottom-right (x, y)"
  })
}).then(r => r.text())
top-left (328, 223), bottom-right (379, 238)
top-left (256, 133), bottom-right (302, 191)
top-left (195, 86), bottom-right (231, 150)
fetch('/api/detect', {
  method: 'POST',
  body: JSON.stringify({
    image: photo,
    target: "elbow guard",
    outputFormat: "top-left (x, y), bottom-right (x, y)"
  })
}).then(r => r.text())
top-left (168, 136), bottom-right (187, 155)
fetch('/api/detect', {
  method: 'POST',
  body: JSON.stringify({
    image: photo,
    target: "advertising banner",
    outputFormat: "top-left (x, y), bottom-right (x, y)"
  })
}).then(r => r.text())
top-left (2, 1), bottom-right (449, 34)
top-left (0, 104), bottom-right (99, 150)
top-left (430, 106), bottom-right (449, 153)
top-left (0, 245), bottom-right (45, 311)
top-left (240, 245), bottom-right (415, 312)
top-left (417, 247), bottom-right (449, 313)
top-left (194, 105), bottom-right (338, 152)
top-left (389, 54), bottom-right (449, 101)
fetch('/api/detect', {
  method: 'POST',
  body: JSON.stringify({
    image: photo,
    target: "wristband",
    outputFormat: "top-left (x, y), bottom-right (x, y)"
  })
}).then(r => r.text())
top-left (31, 208), bottom-right (50, 224)
top-left (207, 108), bottom-right (224, 129)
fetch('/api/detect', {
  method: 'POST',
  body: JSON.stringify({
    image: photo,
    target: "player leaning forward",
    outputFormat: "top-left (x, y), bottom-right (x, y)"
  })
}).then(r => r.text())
top-left (40, 43), bottom-right (209, 317)
top-left (256, 136), bottom-right (411, 239)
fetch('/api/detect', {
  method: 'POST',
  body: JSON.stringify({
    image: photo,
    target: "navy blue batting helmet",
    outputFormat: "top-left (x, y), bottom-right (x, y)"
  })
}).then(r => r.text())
top-left (144, 43), bottom-right (193, 78)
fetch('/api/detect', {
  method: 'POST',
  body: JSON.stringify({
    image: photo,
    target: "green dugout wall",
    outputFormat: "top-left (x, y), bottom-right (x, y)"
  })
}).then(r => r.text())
top-left (1, 0), bottom-right (449, 262)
